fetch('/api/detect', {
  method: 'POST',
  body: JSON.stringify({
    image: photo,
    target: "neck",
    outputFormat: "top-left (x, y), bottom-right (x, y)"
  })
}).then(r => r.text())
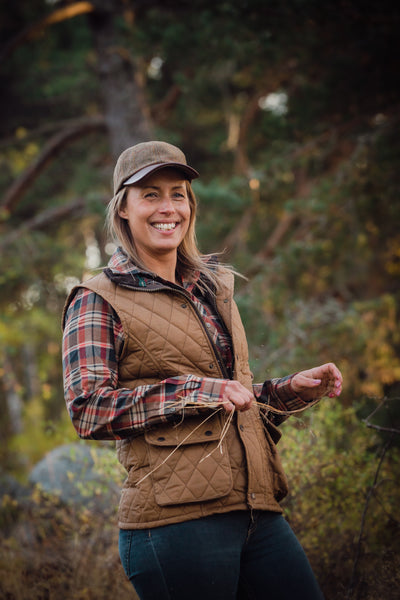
top-left (138, 251), bottom-right (179, 285)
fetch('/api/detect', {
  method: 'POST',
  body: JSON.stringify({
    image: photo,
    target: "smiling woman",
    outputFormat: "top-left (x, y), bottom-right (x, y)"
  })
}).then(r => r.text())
top-left (62, 140), bottom-right (342, 600)
top-left (118, 170), bottom-right (191, 282)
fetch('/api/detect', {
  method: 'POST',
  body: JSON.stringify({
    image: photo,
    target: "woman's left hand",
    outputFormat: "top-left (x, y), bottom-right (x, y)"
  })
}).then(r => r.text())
top-left (291, 362), bottom-right (343, 402)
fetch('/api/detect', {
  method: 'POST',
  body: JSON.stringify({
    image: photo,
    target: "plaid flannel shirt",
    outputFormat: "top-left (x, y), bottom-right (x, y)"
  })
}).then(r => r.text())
top-left (62, 252), bottom-right (309, 440)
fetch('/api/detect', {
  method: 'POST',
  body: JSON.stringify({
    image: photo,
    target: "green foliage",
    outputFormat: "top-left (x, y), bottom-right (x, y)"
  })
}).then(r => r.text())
top-left (9, 408), bottom-right (76, 475)
top-left (194, 177), bottom-right (250, 250)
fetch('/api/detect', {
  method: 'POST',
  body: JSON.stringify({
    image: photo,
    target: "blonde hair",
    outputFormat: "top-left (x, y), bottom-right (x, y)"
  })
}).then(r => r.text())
top-left (105, 180), bottom-right (231, 294)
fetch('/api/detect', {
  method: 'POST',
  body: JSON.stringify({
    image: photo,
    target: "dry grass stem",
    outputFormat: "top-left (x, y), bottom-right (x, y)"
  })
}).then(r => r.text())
top-left (136, 397), bottom-right (317, 486)
top-left (136, 410), bottom-right (221, 486)
top-left (199, 409), bottom-right (235, 463)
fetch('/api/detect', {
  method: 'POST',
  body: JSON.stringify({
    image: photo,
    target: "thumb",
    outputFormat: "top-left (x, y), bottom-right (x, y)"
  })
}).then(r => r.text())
top-left (292, 373), bottom-right (321, 392)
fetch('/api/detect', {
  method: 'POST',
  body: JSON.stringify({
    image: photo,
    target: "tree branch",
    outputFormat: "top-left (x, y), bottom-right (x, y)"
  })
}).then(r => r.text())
top-left (234, 92), bottom-right (263, 176)
top-left (0, 116), bottom-right (106, 150)
top-left (362, 397), bottom-right (400, 436)
top-left (346, 434), bottom-right (393, 599)
top-left (347, 397), bottom-right (400, 598)
top-left (0, 195), bottom-right (108, 250)
top-left (364, 422), bottom-right (400, 436)
top-left (0, 116), bottom-right (106, 215)
top-left (0, 2), bottom-right (95, 62)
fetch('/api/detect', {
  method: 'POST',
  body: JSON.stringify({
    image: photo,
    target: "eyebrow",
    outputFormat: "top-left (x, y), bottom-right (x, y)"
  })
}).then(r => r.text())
top-left (141, 183), bottom-right (186, 191)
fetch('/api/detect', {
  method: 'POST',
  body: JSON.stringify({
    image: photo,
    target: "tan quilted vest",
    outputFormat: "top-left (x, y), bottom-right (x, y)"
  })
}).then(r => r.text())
top-left (72, 268), bottom-right (288, 529)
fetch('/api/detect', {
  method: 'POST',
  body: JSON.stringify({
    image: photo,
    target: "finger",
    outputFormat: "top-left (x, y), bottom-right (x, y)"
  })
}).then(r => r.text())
top-left (310, 364), bottom-right (343, 389)
top-left (322, 362), bottom-right (343, 383)
top-left (230, 393), bottom-right (252, 411)
top-left (324, 364), bottom-right (343, 396)
top-left (226, 383), bottom-right (253, 407)
top-left (329, 380), bottom-right (342, 397)
top-left (292, 373), bottom-right (322, 392)
top-left (221, 399), bottom-right (235, 413)
top-left (221, 392), bottom-right (253, 412)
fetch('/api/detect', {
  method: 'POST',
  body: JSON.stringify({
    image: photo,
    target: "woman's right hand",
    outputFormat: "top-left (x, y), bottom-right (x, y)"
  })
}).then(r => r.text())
top-left (220, 380), bottom-right (254, 413)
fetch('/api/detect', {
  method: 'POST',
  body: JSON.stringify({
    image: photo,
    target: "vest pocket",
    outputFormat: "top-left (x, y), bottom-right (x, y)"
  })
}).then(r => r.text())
top-left (144, 414), bottom-right (233, 506)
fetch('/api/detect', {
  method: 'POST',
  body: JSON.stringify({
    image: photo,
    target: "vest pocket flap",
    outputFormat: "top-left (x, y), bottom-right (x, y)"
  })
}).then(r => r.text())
top-left (144, 414), bottom-right (233, 507)
top-left (145, 414), bottom-right (223, 447)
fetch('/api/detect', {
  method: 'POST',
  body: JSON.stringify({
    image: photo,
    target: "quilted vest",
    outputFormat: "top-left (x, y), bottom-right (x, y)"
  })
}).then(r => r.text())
top-left (69, 268), bottom-right (289, 529)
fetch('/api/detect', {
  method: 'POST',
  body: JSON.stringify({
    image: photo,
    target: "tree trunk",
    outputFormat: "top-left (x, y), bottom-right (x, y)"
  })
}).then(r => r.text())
top-left (89, 1), bottom-right (154, 159)
top-left (1, 354), bottom-right (23, 436)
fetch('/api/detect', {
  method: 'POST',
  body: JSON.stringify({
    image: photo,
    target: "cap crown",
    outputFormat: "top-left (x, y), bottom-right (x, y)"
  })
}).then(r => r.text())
top-left (113, 141), bottom-right (194, 194)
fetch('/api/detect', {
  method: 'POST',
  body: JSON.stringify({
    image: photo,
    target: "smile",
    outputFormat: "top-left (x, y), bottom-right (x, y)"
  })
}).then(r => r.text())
top-left (152, 222), bottom-right (178, 231)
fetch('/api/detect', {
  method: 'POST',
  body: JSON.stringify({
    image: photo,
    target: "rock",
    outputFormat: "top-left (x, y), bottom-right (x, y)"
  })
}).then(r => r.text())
top-left (29, 443), bottom-right (124, 512)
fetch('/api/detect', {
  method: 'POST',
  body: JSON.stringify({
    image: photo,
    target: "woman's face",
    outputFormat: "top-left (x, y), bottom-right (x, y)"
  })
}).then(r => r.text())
top-left (119, 168), bottom-right (191, 267)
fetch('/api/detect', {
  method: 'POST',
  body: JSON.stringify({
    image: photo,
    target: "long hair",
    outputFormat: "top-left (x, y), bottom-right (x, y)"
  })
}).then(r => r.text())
top-left (105, 180), bottom-right (234, 294)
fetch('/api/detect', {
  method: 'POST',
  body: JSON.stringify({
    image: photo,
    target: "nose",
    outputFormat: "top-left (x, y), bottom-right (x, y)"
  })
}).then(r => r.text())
top-left (159, 195), bottom-right (175, 213)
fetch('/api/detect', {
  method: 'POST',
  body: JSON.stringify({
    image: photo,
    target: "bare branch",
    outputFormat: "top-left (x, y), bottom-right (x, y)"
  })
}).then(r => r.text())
top-left (363, 397), bottom-right (400, 436)
top-left (0, 117), bottom-right (106, 215)
top-left (347, 434), bottom-right (393, 599)
top-left (257, 211), bottom-right (297, 260)
top-left (152, 85), bottom-right (182, 125)
top-left (0, 2), bottom-right (95, 62)
top-left (0, 195), bottom-right (108, 250)
top-left (0, 116), bottom-right (106, 150)
top-left (219, 201), bottom-right (258, 255)
top-left (234, 93), bottom-right (263, 176)
top-left (347, 397), bottom-right (399, 598)
top-left (364, 422), bottom-right (400, 435)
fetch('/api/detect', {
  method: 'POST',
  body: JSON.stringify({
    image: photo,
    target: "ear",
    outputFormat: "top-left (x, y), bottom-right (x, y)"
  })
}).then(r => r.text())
top-left (118, 206), bottom-right (128, 219)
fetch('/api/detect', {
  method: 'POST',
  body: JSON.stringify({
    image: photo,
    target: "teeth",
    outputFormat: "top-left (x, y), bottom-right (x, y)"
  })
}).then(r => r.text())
top-left (153, 223), bottom-right (177, 230)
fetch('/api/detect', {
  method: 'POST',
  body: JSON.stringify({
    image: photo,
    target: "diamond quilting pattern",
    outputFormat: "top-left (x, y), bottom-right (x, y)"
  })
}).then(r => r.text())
top-left (119, 291), bottom-right (217, 381)
top-left (148, 437), bottom-right (233, 506)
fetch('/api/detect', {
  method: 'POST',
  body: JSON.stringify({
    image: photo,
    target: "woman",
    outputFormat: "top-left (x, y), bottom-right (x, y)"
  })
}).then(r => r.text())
top-left (62, 140), bottom-right (342, 600)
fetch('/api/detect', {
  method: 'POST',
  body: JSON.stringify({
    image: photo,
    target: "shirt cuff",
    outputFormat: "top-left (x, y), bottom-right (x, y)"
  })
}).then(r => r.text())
top-left (181, 376), bottom-right (228, 407)
top-left (261, 374), bottom-right (312, 413)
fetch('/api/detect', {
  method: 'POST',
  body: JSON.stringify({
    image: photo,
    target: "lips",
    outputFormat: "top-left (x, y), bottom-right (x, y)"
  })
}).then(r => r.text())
top-left (152, 222), bottom-right (178, 231)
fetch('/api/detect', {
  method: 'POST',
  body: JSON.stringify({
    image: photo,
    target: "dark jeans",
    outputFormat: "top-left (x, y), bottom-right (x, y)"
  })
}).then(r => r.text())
top-left (119, 510), bottom-right (324, 600)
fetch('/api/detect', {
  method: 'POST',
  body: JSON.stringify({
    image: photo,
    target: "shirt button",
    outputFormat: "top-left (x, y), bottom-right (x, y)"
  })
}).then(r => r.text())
top-left (206, 322), bottom-right (211, 328)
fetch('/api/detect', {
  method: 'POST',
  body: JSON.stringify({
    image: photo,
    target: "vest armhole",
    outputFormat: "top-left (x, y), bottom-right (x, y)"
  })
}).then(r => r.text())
top-left (82, 275), bottom-right (130, 362)
top-left (119, 335), bottom-right (129, 361)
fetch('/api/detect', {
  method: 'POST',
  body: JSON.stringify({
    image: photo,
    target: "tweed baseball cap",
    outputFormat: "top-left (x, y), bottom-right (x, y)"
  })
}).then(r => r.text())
top-left (113, 141), bottom-right (199, 194)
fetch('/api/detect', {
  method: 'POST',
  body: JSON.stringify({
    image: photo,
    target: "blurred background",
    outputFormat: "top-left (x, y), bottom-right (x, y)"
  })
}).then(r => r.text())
top-left (0, 1), bottom-right (399, 598)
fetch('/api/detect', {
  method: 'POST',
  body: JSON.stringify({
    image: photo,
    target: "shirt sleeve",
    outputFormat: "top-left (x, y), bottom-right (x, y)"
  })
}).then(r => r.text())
top-left (253, 376), bottom-right (316, 427)
top-left (62, 288), bottom-right (229, 440)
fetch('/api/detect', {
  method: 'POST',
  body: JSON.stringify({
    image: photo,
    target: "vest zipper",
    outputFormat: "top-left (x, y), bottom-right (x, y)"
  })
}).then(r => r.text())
top-left (117, 278), bottom-right (232, 380)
